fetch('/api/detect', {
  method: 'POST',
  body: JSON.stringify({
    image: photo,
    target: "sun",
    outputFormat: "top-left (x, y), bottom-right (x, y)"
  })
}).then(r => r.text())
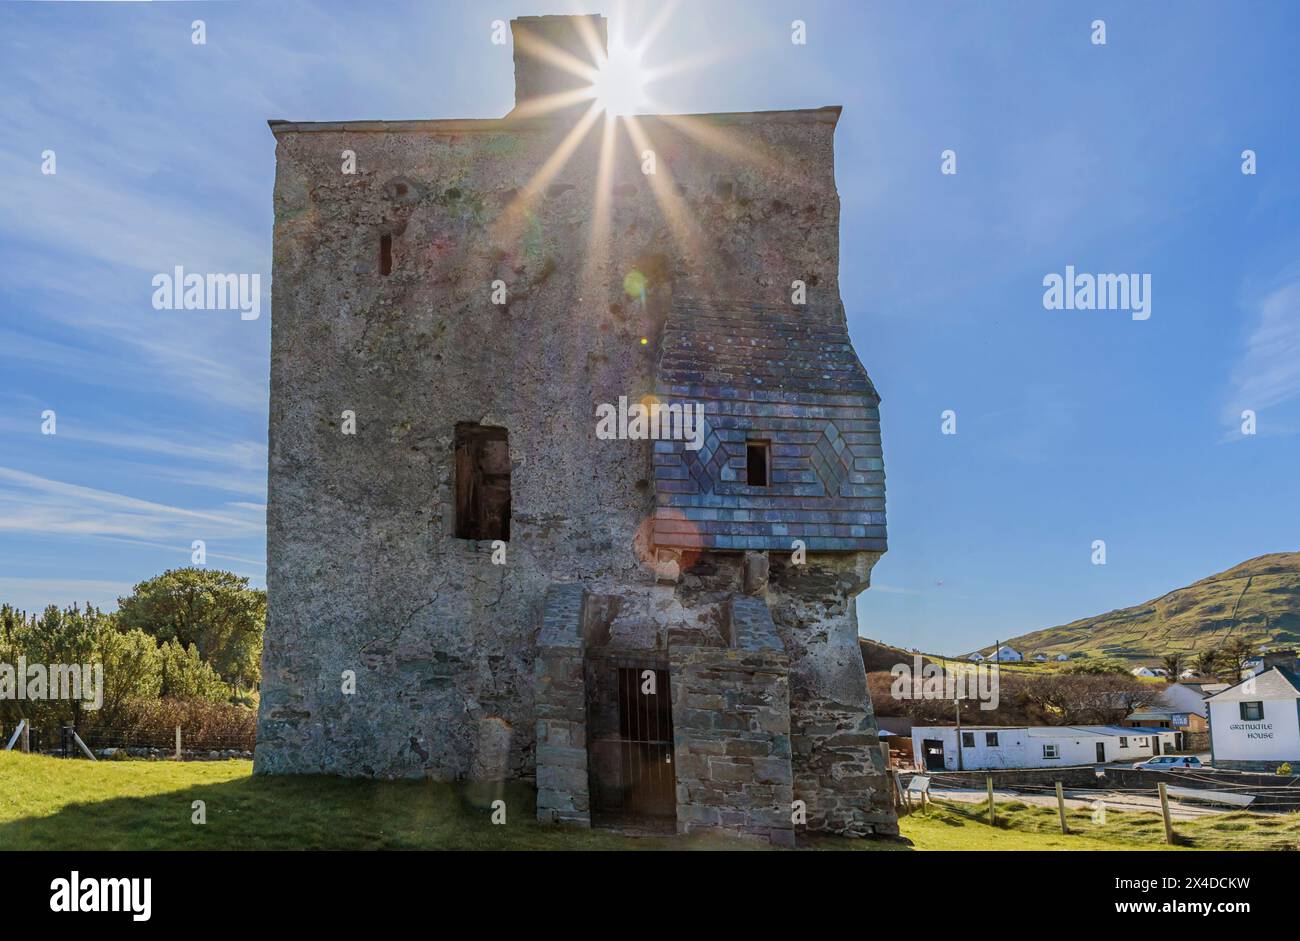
top-left (591, 41), bottom-right (648, 116)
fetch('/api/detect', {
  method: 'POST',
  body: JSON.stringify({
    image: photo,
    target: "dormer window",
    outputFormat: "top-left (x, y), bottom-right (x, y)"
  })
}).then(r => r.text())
top-left (746, 441), bottom-right (770, 487)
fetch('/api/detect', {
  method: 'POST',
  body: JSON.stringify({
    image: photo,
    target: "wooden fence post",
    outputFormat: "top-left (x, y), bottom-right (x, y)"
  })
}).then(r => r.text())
top-left (1055, 781), bottom-right (1069, 834)
top-left (71, 730), bottom-right (96, 761)
top-left (1158, 782), bottom-right (1174, 845)
top-left (986, 775), bottom-right (995, 826)
top-left (175, 724), bottom-right (182, 761)
top-left (3, 720), bottom-right (24, 752)
top-left (21, 722), bottom-right (29, 753)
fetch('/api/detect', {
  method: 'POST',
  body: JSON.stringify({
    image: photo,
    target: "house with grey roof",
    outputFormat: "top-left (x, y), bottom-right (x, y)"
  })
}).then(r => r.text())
top-left (1207, 650), bottom-right (1300, 771)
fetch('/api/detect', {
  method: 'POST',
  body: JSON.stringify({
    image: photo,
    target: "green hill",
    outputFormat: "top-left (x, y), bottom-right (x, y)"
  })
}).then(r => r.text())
top-left (990, 552), bottom-right (1300, 664)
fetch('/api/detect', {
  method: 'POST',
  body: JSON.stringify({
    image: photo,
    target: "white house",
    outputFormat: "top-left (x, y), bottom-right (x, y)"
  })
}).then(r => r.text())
top-left (992, 645), bottom-right (1022, 663)
top-left (1158, 682), bottom-right (1213, 719)
top-left (911, 725), bottom-right (1179, 771)
top-left (1131, 666), bottom-right (1158, 678)
top-left (1055, 653), bottom-right (1070, 661)
top-left (1207, 651), bottom-right (1300, 772)
top-left (967, 652), bottom-right (985, 662)
top-left (1033, 654), bottom-right (1047, 662)
top-left (1123, 682), bottom-right (1214, 740)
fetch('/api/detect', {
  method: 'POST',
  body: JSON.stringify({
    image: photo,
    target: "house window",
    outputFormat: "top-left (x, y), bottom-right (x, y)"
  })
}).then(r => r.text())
top-left (984, 732), bottom-right (999, 747)
top-left (1042, 744), bottom-right (1060, 759)
top-left (454, 423), bottom-right (510, 541)
top-left (380, 234), bottom-right (393, 275)
top-left (961, 732), bottom-right (975, 748)
top-left (746, 441), bottom-right (770, 487)
top-left (1241, 701), bottom-right (1264, 722)
top-left (1119, 737), bottom-right (1128, 747)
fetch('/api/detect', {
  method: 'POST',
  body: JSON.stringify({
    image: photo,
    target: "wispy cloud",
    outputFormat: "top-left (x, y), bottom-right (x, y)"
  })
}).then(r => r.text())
top-left (87, 534), bottom-right (265, 569)
top-left (0, 466), bottom-right (264, 540)
top-left (1224, 269), bottom-right (1300, 436)
top-left (0, 578), bottom-right (134, 613)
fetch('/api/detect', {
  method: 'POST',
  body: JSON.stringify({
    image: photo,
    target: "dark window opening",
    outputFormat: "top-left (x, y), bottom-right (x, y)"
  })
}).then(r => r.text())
top-left (961, 732), bottom-right (975, 748)
top-left (746, 441), bottom-right (770, 487)
top-left (379, 234), bottom-right (393, 275)
top-left (1241, 701), bottom-right (1264, 721)
top-left (454, 423), bottom-right (510, 541)
top-left (985, 732), bottom-right (999, 747)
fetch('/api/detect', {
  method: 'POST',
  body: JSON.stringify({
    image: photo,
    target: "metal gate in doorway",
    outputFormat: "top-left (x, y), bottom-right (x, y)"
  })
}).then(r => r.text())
top-left (614, 666), bottom-right (675, 820)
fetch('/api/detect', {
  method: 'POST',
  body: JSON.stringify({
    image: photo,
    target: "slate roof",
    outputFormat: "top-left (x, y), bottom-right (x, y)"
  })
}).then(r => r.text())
top-left (652, 301), bottom-right (886, 553)
top-left (1124, 712), bottom-right (1184, 722)
top-left (1206, 667), bottom-right (1300, 702)
top-left (656, 302), bottom-right (878, 400)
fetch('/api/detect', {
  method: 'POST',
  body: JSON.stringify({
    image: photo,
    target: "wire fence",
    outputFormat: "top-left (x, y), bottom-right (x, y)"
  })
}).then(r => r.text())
top-left (4, 722), bottom-right (254, 758)
top-left (902, 770), bottom-right (1300, 850)
top-left (79, 725), bottom-right (254, 756)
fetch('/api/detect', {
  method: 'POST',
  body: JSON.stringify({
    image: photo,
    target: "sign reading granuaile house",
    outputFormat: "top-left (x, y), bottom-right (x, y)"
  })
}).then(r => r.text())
top-left (1206, 652), bottom-right (1300, 772)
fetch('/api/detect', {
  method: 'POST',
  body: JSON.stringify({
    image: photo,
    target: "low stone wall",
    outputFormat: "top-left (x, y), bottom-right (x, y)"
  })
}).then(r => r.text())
top-left (667, 596), bottom-right (795, 846)
top-left (1214, 759), bottom-right (1298, 774)
top-left (912, 767), bottom-right (1102, 790)
top-left (534, 583), bottom-right (590, 826)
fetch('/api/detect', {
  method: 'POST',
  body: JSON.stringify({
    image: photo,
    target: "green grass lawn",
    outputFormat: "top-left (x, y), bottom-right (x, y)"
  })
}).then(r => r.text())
top-left (905, 795), bottom-right (1300, 851)
top-left (0, 752), bottom-right (1292, 851)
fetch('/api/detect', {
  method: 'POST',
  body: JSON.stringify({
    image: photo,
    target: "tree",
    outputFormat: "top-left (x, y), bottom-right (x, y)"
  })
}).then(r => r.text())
top-left (0, 603), bottom-right (116, 734)
top-left (1193, 649), bottom-right (1219, 680)
top-left (1160, 653), bottom-right (1184, 681)
top-left (1016, 673), bottom-right (1159, 725)
top-left (158, 639), bottom-right (228, 701)
top-left (116, 569), bottom-right (265, 693)
top-left (97, 628), bottom-right (163, 718)
top-left (1220, 637), bottom-right (1257, 681)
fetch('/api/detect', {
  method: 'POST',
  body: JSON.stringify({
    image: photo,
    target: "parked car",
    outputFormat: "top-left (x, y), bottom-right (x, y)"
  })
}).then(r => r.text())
top-left (1132, 755), bottom-right (1204, 771)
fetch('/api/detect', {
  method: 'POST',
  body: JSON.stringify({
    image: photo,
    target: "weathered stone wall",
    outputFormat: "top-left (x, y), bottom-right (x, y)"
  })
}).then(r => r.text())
top-left (767, 554), bottom-right (897, 836)
top-left (669, 596), bottom-right (795, 845)
top-left (534, 583), bottom-right (590, 825)
top-left (258, 107), bottom-right (849, 781)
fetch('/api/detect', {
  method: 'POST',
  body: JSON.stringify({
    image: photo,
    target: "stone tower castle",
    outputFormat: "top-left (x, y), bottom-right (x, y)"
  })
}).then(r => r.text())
top-left (257, 14), bottom-right (895, 843)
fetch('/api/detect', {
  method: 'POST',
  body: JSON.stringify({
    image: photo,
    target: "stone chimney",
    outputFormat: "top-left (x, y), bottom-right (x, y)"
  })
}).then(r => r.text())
top-left (1263, 649), bottom-right (1298, 673)
top-left (509, 14), bottom-right (607, 119)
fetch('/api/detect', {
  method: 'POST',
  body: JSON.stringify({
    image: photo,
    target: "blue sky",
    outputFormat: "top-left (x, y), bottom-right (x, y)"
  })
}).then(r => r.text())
top-left (2, 1), bottom-right (1298, 656)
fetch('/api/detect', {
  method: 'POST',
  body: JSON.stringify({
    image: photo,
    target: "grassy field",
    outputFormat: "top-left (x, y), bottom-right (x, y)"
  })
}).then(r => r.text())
top-left (0, 752), bottom-right (1293, 851)
top-left (917, 794), bottom-right (1300, 851)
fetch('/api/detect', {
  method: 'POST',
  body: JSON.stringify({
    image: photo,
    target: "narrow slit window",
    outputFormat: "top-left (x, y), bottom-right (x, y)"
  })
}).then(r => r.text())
top-left (454, 423), bottom-right (510, 541)
top-left (379, 234), bottom-right (393, 275)
top-left (746, 441), bottom-right (770, 487)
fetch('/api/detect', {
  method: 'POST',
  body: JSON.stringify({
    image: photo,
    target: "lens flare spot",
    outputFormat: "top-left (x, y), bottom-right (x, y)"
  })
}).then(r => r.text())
top-left (623, 269), bottom-right (647, 298)
top-left (592, 42), bottom-right (648, 116)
